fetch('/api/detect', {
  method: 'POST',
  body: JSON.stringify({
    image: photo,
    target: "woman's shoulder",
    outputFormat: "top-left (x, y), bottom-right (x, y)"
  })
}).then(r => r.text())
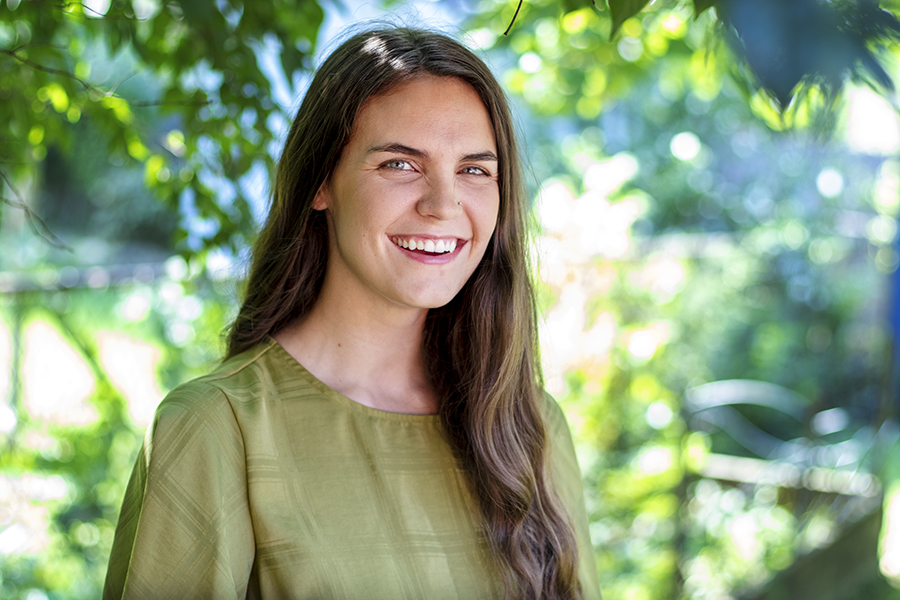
top-left (539, 392), bottom-right (583, 493)
top-left (155, 338), bottom-right (288, 421)
top-left (538, 391), bottom-right (572, 443)
top-left (197, 336), bottom-right (300, 388)
top-left (198, 336), bottom-right (283, 387)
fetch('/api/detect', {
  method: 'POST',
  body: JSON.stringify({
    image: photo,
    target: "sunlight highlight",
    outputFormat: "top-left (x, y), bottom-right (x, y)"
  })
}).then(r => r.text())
top-left (22, 321), bottom-right (97, 427)
top-left (97, 332), bottom-right (164, 427)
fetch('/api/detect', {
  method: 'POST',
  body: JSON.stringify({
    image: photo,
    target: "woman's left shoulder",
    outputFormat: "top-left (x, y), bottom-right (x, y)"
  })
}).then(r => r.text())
top-left (538, 392), bottom-right (603, 599)
top-left (538, 391), bottom-right (573, 442)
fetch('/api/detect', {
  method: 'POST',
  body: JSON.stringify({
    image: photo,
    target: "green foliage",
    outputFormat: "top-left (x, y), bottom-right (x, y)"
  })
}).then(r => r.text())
top-left (533, 132), bottom-right (888, 597)
top-left (608, 0), bottom-right (652, 38)
top-left (497, 0), bottom-right (900, 119)
top-left (0, 263), bottom-right (236, 599)
top-left (717, 0), bottom-right (900, 108)
top-left (0, 0), bottom-right (324, 257)
top-left (692, 0), bottom-right (717, 17)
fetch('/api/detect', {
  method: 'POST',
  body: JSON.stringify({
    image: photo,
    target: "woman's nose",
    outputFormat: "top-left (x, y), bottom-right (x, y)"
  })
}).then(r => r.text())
top-left (416, 175), bottom-right (462, 219)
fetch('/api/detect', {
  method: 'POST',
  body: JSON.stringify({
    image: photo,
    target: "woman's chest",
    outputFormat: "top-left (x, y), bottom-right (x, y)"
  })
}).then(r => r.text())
top-left (239, 403), bottom-right (502, 599)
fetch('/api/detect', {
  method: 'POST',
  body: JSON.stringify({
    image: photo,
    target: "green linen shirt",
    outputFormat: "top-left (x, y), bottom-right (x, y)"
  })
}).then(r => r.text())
top-left (103, 337), bottom-right (600, 599)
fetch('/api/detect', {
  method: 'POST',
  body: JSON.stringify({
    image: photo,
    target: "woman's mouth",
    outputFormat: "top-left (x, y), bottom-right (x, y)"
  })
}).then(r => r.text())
top-left (390, 236), bottom-right (458, 254)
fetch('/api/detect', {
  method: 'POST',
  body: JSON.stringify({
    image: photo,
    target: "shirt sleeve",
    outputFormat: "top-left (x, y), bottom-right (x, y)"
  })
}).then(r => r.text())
top-left (103, 381), bottom-right (256, 600)
top-left (543, 394), bottom-right (602, 600)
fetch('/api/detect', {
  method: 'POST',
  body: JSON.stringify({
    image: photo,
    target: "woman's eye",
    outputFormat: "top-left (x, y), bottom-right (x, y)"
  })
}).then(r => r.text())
top-left (461, 166), bottom-right (489, 176)
top-left (384, 160), bottom-right (412, 171)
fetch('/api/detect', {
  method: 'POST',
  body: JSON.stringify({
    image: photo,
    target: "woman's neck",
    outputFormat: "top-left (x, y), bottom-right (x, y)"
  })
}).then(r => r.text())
top-left (273, 289), bottom-right (437, 415)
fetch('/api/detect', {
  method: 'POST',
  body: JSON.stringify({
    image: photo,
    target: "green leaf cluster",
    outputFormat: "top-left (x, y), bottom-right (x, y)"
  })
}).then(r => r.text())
top-left (498, 0), bottom-right (900, 119)
top-left (0, 0), bottom-right (324, 257)
top-left (608, 0), bottom-right (716, 37)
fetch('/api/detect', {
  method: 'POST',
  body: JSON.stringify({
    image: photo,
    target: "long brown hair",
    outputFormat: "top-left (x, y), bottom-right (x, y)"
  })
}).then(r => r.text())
top-left (227, 27), bottom-right (581, 599)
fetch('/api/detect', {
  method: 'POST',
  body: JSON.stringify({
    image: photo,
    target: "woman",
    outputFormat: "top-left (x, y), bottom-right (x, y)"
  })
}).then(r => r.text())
top-left (104, 27), bottom-right (600, 600)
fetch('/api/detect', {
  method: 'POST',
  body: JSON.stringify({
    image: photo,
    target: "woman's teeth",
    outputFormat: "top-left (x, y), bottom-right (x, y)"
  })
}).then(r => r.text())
top-left (391, 237), bottom-right (458, 254)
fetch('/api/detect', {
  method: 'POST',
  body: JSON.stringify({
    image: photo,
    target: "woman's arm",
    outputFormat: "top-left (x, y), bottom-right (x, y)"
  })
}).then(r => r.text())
top-left (544, 394), bottom-right (603, 600)
top-left (103, 382), bottom-right (255, 600)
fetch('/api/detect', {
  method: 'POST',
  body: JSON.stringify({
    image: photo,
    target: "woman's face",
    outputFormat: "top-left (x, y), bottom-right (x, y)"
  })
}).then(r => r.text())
top-left (314, 75), bottom-right (501, 313)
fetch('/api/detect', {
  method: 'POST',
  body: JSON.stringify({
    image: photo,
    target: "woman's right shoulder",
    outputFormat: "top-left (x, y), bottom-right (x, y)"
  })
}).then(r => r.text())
top-left (153, 338), bottom-right (282, 425)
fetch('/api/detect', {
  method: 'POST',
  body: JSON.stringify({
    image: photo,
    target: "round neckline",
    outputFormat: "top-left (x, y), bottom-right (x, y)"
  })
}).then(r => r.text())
top-left (264, 336), bottom-right (442, 423)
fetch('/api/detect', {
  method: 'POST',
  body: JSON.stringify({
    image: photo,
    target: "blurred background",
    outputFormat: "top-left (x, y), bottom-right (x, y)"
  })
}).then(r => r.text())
top-left (2, 0), bottom-right (900, 598)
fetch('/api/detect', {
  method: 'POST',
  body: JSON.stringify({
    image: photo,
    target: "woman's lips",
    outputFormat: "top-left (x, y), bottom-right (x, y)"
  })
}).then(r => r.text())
top-left (390, 236), bottom-right (466, 263)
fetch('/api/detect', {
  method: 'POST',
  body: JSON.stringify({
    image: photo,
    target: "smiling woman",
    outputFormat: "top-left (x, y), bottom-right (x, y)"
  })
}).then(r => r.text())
top-left (103, 27), bottom-right (600, 600)
top-left (308, 75), bottom-right (500, 329)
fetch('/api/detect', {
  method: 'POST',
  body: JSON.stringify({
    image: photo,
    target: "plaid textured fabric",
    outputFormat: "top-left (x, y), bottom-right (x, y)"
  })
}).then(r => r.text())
top-left (103, 338), bottom-right (600, 599)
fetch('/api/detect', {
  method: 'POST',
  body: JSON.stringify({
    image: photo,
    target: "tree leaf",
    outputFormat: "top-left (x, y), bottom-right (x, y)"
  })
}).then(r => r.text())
top-left (693, 0), bottom-right (718, 18)
top-left (608, 0), bottom-right (653, 38)
top-left (561, 0), bottom-right (592, 15)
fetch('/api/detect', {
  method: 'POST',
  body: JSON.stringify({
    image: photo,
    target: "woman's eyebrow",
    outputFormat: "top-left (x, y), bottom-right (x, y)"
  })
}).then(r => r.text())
top-left (463, 152), bottom-right (498, 162)
top-left (367, 144), bottom-right (498, 163)
top-left (368, 143), bottom-right (425, 157)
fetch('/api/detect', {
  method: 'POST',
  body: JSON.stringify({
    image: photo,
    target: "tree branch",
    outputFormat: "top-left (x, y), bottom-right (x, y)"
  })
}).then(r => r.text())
top-left (128, 98), bottom-right (212, 107)
top-left (503, 0), bottom-right (525, 36)
top-left (9, 41), bottom-right (68, 54)
top-left (0, 169), bottom-right (71, 251)
top-left (0, 48), bottom-right (211, 107)
top-left (25, 0), bottom-right (148, 21)
top-left (0, 48), bottom-right (93, 89)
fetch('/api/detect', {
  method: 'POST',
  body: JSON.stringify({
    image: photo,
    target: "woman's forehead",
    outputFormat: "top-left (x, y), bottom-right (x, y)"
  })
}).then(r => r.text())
top-left (344, 76), bottom-right (498, 157)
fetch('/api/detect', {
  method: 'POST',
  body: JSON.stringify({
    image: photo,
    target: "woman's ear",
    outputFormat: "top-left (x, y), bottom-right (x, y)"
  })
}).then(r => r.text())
top-left (312, 183), bottom-right (330, 211)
